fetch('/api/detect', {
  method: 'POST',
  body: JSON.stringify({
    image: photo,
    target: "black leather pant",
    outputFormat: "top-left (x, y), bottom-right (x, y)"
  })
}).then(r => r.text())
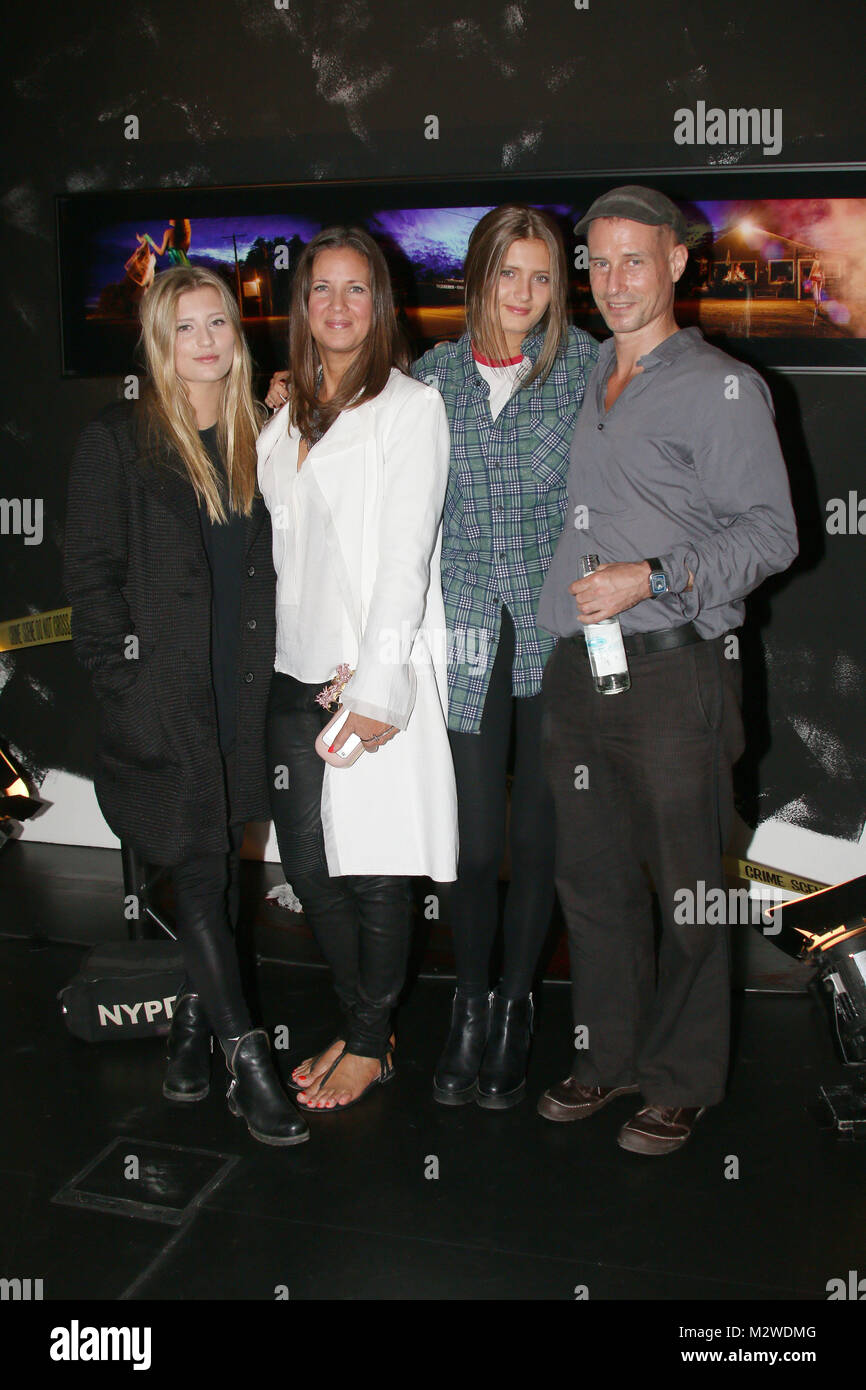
top-left (267, 672), bottom-right (411, 1059)
top-left (171, 822), bottom-right (252, 1046)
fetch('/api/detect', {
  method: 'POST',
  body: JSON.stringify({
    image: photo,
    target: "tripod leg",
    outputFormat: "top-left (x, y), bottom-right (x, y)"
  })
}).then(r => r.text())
top-left (121, 842), bottom-right (145, 941)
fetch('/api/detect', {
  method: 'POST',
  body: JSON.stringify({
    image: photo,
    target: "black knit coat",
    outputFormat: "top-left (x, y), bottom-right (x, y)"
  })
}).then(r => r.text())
top-left (63, 402), bottom-right (276, 865)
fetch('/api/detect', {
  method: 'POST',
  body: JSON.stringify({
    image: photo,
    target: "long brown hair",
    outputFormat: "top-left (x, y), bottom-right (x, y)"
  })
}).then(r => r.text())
top-left (464, 205), bottom-right (569, 388)
top-left (138, 265), bottom-right (263, 522)
top-left (287, 227), bottom-right (407, 442)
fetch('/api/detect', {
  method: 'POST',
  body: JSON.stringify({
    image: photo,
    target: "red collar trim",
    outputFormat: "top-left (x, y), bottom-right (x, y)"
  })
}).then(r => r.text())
top-left (471, 346), bottom-right (525, 368)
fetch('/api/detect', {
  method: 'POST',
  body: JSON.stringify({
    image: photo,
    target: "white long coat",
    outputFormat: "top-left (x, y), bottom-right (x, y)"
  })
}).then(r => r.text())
top-left (257, 368), bottom-right (458, 881)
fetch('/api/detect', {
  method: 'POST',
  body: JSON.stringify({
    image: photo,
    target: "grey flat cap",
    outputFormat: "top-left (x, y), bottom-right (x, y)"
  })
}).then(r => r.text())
top-left (574, 185), bottom-right (688, 243)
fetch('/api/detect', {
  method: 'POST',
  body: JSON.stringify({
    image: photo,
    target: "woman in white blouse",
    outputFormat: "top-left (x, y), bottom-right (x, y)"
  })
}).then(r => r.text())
top-left (257, 227), bottom-right (457, 1112)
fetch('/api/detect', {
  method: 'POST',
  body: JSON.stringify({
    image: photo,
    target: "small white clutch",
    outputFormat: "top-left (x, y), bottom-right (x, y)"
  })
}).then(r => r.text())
top-left (314, 706), bottom-right (366, 768)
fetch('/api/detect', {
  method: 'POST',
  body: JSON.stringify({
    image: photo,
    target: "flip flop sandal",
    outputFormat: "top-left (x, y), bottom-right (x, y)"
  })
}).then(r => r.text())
top-left (287, 1037), bottom-right (345, 1092)
top-left (299, 1046), bottom-right (395, 1113)
top-left (290, 1032), bottom-right (396, 1093)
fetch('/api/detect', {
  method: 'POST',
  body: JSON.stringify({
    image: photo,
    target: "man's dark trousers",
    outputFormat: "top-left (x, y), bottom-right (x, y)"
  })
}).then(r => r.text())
top-left (542, 633), bottom-right (745, 1108)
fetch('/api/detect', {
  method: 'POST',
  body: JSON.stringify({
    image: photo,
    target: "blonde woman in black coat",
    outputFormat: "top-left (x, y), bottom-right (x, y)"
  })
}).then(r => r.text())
top-left (64, 265), bottom-right (308, 1146)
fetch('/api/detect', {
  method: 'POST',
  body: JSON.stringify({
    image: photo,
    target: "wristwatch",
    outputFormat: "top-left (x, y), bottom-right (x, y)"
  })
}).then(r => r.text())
top-left (646, 557), bottom-right (670, 598)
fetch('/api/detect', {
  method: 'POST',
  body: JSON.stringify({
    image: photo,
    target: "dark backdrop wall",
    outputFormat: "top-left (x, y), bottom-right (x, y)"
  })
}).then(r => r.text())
top-left (2, 0), bottom-right (865, 875)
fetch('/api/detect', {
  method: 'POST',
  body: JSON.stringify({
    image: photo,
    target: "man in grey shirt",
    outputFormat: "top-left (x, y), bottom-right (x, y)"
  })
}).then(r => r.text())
top-left (536, 186), bottom-right (797, 1155)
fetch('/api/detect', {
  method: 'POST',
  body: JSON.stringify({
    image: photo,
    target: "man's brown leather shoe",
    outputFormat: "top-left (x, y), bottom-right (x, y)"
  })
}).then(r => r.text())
top-left (537, 1077), bottom-right (639, 1122)
top-left (617, 1104), bottom-right (706, 1155)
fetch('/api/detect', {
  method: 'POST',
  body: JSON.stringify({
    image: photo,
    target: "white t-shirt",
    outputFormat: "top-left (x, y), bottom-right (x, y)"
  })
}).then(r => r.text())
top-left (473, 351), bottom-right (530, 419)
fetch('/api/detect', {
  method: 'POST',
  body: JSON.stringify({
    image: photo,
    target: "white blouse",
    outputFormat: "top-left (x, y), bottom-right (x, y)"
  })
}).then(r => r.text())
top-left (259, 428), bottom-right (355, 684)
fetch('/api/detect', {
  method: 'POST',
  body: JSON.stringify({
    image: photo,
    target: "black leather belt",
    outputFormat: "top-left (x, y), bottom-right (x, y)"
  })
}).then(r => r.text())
top-left (570, 620), bottom-right (703, 658)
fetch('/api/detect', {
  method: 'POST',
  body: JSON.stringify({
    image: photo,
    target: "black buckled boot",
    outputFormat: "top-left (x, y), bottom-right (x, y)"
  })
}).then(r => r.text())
top-left (163, 993), bottom-right (212, 1102)
top-left (476, 992), bottom-right (534, 1110)
top-left (225, 1029), bottom-right (310, 1146)
top-left (433, 990), bottom-right (491, 1106)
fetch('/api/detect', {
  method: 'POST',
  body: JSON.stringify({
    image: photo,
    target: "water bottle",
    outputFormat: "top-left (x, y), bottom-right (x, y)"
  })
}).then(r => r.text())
top-left (578, 554), bottom-right (631, 694)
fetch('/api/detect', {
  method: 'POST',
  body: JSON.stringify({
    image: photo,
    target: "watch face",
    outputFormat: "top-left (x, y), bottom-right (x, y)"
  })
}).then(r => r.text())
top-left (650, 573), bottom-right (668, 596)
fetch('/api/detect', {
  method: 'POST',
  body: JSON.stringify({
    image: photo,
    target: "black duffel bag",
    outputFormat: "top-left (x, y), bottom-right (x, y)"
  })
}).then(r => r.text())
top-left (58, 941), bottom-right (186, 1042)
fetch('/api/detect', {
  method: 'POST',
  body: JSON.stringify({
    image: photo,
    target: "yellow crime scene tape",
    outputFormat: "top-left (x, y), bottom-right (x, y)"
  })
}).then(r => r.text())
top-left (0, 606), bottom-right (73, 653)
top-left (723, 856), bottom-right (828, 898)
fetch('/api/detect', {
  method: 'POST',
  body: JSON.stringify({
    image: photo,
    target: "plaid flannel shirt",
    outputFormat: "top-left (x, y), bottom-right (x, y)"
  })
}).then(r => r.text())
top-left (413, 326), bottom-right (599, 733)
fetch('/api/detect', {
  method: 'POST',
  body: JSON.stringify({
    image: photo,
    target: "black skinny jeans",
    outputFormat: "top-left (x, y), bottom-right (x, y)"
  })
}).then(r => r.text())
top-left (447, 607), bottom-right (556, 999)
top-left (171, 821), bottom-right (252, 1047)
top-left (267, 672), bottom-right (411, 1059)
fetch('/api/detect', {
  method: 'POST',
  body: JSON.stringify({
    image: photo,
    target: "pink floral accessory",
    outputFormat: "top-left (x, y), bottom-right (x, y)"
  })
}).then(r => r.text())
top-left (316, 663), bottom-right (354, 711)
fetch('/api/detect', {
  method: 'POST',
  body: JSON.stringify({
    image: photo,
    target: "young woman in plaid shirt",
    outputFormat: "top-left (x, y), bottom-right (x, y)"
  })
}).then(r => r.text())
top-left (413, 206), bottom-right (597, 1109)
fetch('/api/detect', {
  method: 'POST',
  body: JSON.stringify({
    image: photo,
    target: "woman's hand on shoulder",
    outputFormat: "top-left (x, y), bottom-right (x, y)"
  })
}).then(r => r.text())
top-left (265, 371), bottom-right (290, 411)
top-left (331, 711), bottom-right (398, 754)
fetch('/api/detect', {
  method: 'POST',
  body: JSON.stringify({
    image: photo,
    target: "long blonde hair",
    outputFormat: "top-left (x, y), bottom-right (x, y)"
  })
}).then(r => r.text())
top-left (138, 266), bottom-right (263, 521)
top-left (464, 205), bottom-right (569, 388)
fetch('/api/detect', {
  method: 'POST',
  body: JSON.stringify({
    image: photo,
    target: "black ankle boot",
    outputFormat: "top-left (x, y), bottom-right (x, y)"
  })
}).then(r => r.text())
top-left (433, 990), bottom-right (491, 1106)
top-left (225, 1029), bottom-right (310, 1146)
top-left (163, 993), bottom-right (212, 1102)
top-left (476, 992), bottom-right (534, 1110)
